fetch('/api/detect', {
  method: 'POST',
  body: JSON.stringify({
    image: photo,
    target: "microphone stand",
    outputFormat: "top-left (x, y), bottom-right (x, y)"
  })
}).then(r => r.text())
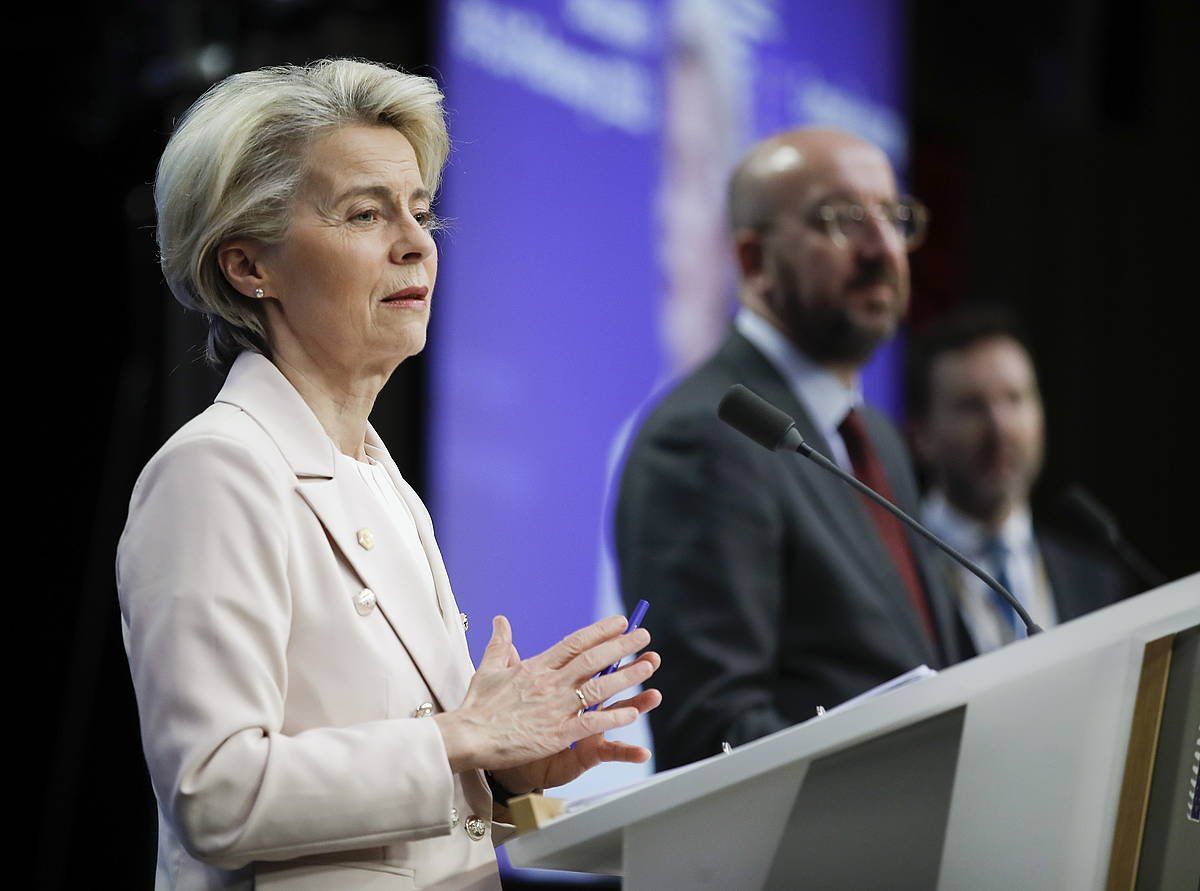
top-left (795, 435), bottom-right (1042, 636)
top-left (723, 385), bottom-right (1043, 637)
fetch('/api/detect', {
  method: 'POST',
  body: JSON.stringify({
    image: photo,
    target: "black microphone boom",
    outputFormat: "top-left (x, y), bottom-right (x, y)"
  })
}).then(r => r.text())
top-left (718, 384), bottom-right (1043, 637)
top-left (1056, 485), bottom-right (1165, 590)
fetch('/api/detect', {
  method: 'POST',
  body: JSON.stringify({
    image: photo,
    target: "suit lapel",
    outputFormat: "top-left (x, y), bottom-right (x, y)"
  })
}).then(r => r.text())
top-left (916, 538), bottom-right (964, 666)
top-left (932, 557), bottom-right (980, 660)
top-left (1036, 529), bottom-right (1092, 622)
top-left (720, 333), bottom-right (940, 664)
top-left (868, 415), bottom-right (960, 665)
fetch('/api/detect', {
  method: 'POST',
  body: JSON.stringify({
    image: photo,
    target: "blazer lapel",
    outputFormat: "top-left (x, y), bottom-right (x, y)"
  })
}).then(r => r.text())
top-left (365, 426), bottom-right (474, 705)
top-left (213, 351), bottom-right (471, 711)
top-left (297, 479), bottom-right (468, 711)
top-left (721, 333), bottom-right (940, 663)
top-left (214, 352), bottom-right (338, 480)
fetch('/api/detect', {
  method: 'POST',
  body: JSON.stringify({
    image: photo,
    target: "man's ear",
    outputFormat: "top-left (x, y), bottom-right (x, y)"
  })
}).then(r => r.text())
top-left (218, 239), bottom-right (271, 299)
top-left (734, 230), bottom-right (765, 281)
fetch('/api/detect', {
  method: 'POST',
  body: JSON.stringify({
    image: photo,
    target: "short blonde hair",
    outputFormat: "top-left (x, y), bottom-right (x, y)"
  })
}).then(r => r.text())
top-left (155, 58), bottom-right (450, 372)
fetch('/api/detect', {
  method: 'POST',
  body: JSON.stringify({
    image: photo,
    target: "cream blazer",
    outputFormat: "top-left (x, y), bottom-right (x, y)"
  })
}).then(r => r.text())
top-left (117, 351), bottom-right (507, 891)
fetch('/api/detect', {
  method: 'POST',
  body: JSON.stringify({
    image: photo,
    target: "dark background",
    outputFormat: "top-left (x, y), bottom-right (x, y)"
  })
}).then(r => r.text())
top-left (37, 1), bottom-right (1197, 887)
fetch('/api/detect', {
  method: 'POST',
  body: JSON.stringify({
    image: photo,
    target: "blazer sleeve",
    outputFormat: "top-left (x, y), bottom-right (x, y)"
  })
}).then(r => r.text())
top-left (616, 412), bottom-right (791, 768)
top-left (116, 433), bottom-right (457, 870)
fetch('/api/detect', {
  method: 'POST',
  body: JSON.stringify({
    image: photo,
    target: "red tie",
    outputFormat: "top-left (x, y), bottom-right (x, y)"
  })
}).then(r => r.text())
top-left (837, 408), bottom-right (939, 647)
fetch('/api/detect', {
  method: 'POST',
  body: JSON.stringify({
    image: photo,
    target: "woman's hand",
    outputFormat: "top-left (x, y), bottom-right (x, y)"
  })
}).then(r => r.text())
top-left (433, 614), bottom-right (661, 781)
top-left (489, 681), bottom-right (662, 794)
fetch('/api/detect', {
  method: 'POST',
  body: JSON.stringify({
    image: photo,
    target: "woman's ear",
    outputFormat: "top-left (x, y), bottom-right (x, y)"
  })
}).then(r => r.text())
top-left (218, 239), bottom-right (271, 299)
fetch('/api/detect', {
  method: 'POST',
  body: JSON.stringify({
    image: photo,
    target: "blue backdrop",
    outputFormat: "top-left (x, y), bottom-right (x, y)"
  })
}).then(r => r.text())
top-left (431, 0), bottom-right (907, 680)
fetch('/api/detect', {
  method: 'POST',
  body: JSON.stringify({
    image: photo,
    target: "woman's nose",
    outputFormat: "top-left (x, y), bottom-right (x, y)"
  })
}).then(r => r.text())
top-left (391, 218), bottom-right (436, 263)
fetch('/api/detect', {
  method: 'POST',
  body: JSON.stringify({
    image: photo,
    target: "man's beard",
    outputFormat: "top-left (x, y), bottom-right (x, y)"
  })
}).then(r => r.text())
top-left (775, 260), bottom-right (904, 365)
top-left (942, 443), bottom-right (1043, 526)
top-left (787, 303), bottom-right (892, 364)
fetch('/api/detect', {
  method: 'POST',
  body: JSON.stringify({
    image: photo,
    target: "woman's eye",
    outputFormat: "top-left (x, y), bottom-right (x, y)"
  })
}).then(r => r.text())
top-left (351, 208), bottom-right (380, 223)
top-left (414, 210), bottom-right (439, 230)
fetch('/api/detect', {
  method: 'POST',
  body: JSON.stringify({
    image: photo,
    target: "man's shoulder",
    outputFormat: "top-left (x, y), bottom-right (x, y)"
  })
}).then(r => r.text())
top-left (649, 355), bottom-right (734, 416)
top-left (1036, 522), bottom-right (1109, 564)
top-left (1035, 521), bottom-right (1140, 609)
top-left (629, 349), bottom-right (750, 450)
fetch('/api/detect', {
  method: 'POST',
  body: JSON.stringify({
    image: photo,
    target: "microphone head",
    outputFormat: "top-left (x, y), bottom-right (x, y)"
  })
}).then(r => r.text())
top-left (1056, 485), bottom-right (1121, 546)
top-left (718, 385), bottom-right (800, 452)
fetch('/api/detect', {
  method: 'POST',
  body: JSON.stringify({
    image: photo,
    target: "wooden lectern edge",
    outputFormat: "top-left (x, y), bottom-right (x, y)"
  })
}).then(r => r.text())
top-left (1103, 633), bottom-right (1175, 891)
top-left (507, 792), bottom-right (568, 835)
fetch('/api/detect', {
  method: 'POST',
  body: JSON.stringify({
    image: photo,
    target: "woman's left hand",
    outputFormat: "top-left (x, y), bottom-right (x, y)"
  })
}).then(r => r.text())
top-left (490, 666), bottom-right (662, 794)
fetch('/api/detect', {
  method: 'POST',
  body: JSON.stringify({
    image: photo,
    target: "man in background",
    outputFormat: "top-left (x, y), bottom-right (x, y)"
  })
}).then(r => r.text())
top-left (616, 128), bottom-right (965, 770)
top-left (906, 308), bottom-right (1140, 655)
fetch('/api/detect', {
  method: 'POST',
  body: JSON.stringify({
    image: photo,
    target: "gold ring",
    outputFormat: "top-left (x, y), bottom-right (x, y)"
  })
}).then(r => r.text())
top-left (574, 688), bottom-right (588, 716)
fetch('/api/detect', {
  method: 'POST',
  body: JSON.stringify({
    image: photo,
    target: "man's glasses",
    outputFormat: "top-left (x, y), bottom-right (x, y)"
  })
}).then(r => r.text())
top-left (809, 196), bottom-right (929, 251)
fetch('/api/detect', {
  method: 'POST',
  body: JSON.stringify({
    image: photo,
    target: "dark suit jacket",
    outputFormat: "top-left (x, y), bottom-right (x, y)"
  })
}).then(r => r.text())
top-left (615, 330), bottom-right (965, 770)
top-left (1038, 525), bottom-right (1141, 619)
top-left (947, 523), bottom-right (1141, 659)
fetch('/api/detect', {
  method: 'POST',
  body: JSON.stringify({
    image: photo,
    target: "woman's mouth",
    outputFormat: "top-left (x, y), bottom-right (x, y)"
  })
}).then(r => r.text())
top-left (381, 286), bottom-right (429, 309)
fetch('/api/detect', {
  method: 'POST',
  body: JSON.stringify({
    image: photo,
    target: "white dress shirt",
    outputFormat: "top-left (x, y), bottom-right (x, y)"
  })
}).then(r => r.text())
top-left (735, 308), bottom-right (863, 472)
top-left (921, 491), bottom-right (1059, 653)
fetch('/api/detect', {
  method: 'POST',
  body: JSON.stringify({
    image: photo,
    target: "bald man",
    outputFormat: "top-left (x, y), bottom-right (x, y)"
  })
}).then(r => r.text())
top-left (615, 129), bottom-right (964, 769)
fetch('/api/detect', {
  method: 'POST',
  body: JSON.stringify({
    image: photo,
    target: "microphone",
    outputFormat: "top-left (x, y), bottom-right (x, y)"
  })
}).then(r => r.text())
top-left (1056, 485), bottom-right (1165, 590)
top-left (717, 384), bottom-right (1043, 637)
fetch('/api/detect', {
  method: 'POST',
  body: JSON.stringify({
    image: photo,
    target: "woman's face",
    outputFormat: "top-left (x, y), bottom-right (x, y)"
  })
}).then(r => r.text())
top-left (259, 124), bottom-right (438, 373)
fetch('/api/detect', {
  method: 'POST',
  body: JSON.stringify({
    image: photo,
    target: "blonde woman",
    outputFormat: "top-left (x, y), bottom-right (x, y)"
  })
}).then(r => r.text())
top-left (118, 59), bottom-right (660, 890)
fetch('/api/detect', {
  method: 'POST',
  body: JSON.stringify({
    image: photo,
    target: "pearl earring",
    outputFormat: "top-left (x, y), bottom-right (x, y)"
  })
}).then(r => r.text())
top-left (254, 288), bottom-right (264, 299)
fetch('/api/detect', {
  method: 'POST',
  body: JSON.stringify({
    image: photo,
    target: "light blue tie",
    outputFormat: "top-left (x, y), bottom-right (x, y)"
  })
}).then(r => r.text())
top-left (982, 536), bottom-right (1025, 640)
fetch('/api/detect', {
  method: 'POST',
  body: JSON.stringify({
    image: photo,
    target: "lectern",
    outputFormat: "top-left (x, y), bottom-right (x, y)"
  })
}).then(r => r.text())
top-left (505, 577), bottom-right (1199, 890)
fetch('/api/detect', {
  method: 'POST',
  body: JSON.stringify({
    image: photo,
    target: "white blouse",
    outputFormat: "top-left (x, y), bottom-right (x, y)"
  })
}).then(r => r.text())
top-left (333, 448), bottom-right (440, 610)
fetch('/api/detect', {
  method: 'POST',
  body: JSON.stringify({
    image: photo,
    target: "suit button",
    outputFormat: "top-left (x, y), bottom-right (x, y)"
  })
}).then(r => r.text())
top-left (464, 815), bottom-right (487, 841)
top-left (450, 807), bottom-right (459, 827)
top-left (353, 588), bottom-right (376, 616)
top-left (413, 701), bottom-right (434, 718)
top-left (356, 528), bottom-right (375, 550)
top-left (460, 612), bottom-right (469, 632)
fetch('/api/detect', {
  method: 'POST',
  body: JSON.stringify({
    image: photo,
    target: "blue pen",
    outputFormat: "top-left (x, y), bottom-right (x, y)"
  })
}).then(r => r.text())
top-left (585, 599), bottom-right (649, 712)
